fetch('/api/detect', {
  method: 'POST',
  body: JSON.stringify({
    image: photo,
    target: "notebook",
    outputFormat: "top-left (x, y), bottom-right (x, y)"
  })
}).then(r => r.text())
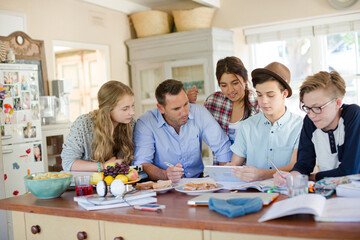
top-left (205, 165), bottom-right (243, 182)
top-left (336, 183), bottom-right (360, 197)
top-left (258, 194), bottom-right (360, 222)
top-left (187, 192), bottom-right (279, 206)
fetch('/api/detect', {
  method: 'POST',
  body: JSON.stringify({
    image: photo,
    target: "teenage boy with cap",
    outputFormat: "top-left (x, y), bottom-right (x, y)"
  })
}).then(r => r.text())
top-left (274, 71), bottom-right (360, 186)
top-left (228, 62), bottom-right (303, 182)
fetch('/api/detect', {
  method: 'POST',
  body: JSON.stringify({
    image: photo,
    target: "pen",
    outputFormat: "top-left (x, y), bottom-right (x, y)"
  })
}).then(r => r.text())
top-left (135, 207), bottom-right (162, 213)
top-left (164, 162), bottom-right (190, 176)
top-left (266, 156), bottom-right (284, 178)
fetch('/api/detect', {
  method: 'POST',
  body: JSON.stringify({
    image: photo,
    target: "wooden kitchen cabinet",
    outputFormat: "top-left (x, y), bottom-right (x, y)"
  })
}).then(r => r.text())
top-left (126, 27), bottom-right (234, 118)
top-left (2, 192), bottom-right (359, 240)
top-left (12, 211), bottom-right (202, 240)
top-left (102, 221), bottom-right (203, 240)
top-left (204, 230), bottom-right (313, 240)
top-left (13, 211), bottom-right (100, 240)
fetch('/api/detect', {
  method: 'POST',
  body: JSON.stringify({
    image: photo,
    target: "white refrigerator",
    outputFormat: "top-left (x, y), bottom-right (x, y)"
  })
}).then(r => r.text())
top-left (0, 63), bottom-right (44, 198)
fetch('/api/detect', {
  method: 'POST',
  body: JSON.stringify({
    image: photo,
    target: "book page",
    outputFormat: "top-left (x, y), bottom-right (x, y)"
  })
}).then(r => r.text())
top-left (258, 194), bottom-right (326, 222)
top-left (316, 197), bottom-right (360, 222)
top-left (77, 197), bottom-right (157, 211)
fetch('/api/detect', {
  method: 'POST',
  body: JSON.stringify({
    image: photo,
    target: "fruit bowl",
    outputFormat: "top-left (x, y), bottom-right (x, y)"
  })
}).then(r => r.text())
top-left (24, 172), bottom-right (72, 199)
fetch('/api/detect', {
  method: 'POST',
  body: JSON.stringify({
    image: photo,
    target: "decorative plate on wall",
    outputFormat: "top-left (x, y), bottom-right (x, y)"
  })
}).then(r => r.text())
top-left (328, 0), bottom-right (359, 10)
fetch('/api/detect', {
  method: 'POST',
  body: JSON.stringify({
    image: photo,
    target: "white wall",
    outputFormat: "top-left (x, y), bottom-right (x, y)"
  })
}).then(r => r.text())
top-left (0, 0), bottom-right (132, 88)
top-left (213, 0), bottom-right (360, 29)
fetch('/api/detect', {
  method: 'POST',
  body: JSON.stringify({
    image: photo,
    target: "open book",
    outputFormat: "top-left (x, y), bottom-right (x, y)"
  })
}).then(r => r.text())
top-left (74, 190), bottom-right (157, 211)
top-left (218, 178), bottom-right (287, 194)
top-left (258, 194), bottom-right (360, 222)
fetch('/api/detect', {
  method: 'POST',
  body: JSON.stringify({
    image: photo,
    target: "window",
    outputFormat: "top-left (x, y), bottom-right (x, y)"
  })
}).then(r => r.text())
top-left (251, 38), bottom-right (312, 115)
top-left (246, 13), bottom-right (360, 115)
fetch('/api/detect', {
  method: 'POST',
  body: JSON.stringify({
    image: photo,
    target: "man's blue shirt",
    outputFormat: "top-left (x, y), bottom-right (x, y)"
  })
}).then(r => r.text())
top-left (133, 104), bottom-right (232, 177)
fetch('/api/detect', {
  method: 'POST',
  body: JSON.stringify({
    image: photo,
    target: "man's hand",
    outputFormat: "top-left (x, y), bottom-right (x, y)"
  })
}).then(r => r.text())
top-left (166, 163), bottom-right (184, 183)
top-left (273, 171), bottom-right (290, 188)
top-left (231, 165), bottom-right (265, 182)
top-left (187, 85), bottom-right (199, 103)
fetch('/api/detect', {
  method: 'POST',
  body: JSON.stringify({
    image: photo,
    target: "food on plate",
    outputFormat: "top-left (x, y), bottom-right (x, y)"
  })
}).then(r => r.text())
top-left (103, 163), bottom-right (130, 177)
top-left (136, 180), bottom-right (173, 190)
top-left (153, 180), bottom-right (172, 189)
top-left (32, 172), bottom-right (72, 180)
top-left (136, 181), bottom-right (154, 190)
top-left (104, 162), bottom-right (116, 169)
top-left (115, 174), bottom-right (128, 183)
top-left (183, 178), bottom-right (217, 191)
top-left (125, 168), bottom-right (139, 181)
top-left (91, 172), bottom-right (104, 185)
top-left (104, 175), bottom-right (114, 185)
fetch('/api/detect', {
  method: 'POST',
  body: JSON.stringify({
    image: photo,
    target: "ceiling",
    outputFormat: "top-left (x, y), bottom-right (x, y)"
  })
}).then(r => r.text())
top-left (80, 0), bottom-right (219, 14)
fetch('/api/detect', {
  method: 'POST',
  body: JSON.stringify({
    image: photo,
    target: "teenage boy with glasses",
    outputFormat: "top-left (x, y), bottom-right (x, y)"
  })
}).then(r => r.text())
top-left (274, 71), bottom-right (360, 187)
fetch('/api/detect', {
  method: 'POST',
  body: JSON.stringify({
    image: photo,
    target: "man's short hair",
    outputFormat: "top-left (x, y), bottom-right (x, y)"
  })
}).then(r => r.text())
top-left (300, 71), bottom-right (346, 102)
top-left (155, 79), bottom-right (186, 106)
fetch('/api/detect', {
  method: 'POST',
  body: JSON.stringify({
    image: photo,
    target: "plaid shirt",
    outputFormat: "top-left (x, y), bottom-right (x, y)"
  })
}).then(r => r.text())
top-left (204, 91), bottom-right (259, 135)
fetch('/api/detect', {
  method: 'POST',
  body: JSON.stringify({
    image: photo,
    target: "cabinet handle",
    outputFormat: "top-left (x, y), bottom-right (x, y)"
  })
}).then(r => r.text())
top-left (114, 237), bottom-right (124, 240)
top-left (2, 149), bottom-right (13, 154)
top-left (31, 225), bottom-right (41, 234)
top-left (77, 231), bottom-right (88, 240)
top-left (1, 135), bottom-right (12, 140)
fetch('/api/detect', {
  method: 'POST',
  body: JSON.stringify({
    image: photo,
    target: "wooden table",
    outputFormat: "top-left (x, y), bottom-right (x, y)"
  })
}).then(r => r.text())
top-left (0, 190), bottom-right (359, 239)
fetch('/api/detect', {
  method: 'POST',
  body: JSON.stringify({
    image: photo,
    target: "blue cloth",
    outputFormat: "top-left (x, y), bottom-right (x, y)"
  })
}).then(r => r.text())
top-left (208, 197), bottom-right (263, 218)
top-left (230, 110), bottom-right (302, 169)
top-left (133, 103), bottom-right (232, 178)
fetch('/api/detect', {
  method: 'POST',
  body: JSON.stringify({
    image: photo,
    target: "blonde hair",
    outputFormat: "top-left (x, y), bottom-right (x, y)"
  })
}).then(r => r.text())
top-left (300, 71), bottom-right (346, 102)
top-left (91, 81), bottom-right (134, 165)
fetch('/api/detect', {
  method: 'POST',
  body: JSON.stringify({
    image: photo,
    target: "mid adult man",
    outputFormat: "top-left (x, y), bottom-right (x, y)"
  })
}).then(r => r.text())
top-left (133, 79), bottom-right (232, 182)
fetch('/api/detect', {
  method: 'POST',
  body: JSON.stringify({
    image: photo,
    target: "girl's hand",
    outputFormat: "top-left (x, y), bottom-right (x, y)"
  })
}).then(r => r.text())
top-left (104, 157), bottom-right (124, 167)
top-left (187, 85), bottom-right (199, 103)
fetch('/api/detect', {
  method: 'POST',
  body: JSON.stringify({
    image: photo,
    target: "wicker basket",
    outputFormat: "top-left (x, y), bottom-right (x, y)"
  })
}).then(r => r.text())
top-left (130, 10), bottom-right (173, 38)
top-left (172, 7), bottom-right (216, 32)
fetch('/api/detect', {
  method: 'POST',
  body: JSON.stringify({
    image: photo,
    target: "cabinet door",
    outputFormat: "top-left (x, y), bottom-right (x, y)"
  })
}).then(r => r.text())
top-left (103, 221), bottom-right (203, 240)
top-left (25, 213), bottom-right (100, 240)
top-left (134, 63), bottom-right (164, 116)
top-left (165, 58), bottom-right (210, 102)
top-left (208, 230), bottom-right (314, 240)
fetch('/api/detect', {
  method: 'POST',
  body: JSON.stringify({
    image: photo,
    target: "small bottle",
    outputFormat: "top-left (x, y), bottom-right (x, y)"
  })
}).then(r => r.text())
top-left (7, 48), bottom-right (15, 63)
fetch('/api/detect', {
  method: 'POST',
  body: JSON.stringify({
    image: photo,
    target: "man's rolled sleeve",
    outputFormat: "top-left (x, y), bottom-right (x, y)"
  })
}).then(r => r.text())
top-left (133, 118), bottom-right (156, 165)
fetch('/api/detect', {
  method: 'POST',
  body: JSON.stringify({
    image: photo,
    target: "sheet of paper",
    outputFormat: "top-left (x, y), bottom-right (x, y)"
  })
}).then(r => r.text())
top-left (316, 197), bottom-right (360, 222)
top-left (258, 194), bottom-right (326, 222)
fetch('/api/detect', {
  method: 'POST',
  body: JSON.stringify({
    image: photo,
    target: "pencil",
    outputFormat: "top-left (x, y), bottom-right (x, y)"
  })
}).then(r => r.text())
top-left (266, 156), bottom-right (285, 178)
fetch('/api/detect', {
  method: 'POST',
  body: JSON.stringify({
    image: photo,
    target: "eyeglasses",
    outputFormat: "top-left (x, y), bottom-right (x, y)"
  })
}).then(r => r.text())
top-left (301, 98), bottom-right (337, 114)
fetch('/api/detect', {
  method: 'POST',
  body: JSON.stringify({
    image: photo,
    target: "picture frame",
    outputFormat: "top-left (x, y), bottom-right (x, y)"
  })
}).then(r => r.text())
top-left (0, 31), bottom-right (49, 96)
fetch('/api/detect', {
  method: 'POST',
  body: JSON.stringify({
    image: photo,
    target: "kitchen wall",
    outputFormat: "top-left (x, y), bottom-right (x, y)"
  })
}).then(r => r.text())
top-left (213, 0), bottom-right (360, 29)
top-left (1, 0), bottom-right (359, 89)
top-left (0, 0), bottom-right (131, 86)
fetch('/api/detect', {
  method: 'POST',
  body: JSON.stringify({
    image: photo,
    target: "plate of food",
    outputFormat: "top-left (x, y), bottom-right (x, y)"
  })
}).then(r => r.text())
top-left (135, 180), bottom-right (174, 194)
top-left (174, 179), bottom-right (223, 195)
top-left (126, 178), bottom-right (141, 185)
